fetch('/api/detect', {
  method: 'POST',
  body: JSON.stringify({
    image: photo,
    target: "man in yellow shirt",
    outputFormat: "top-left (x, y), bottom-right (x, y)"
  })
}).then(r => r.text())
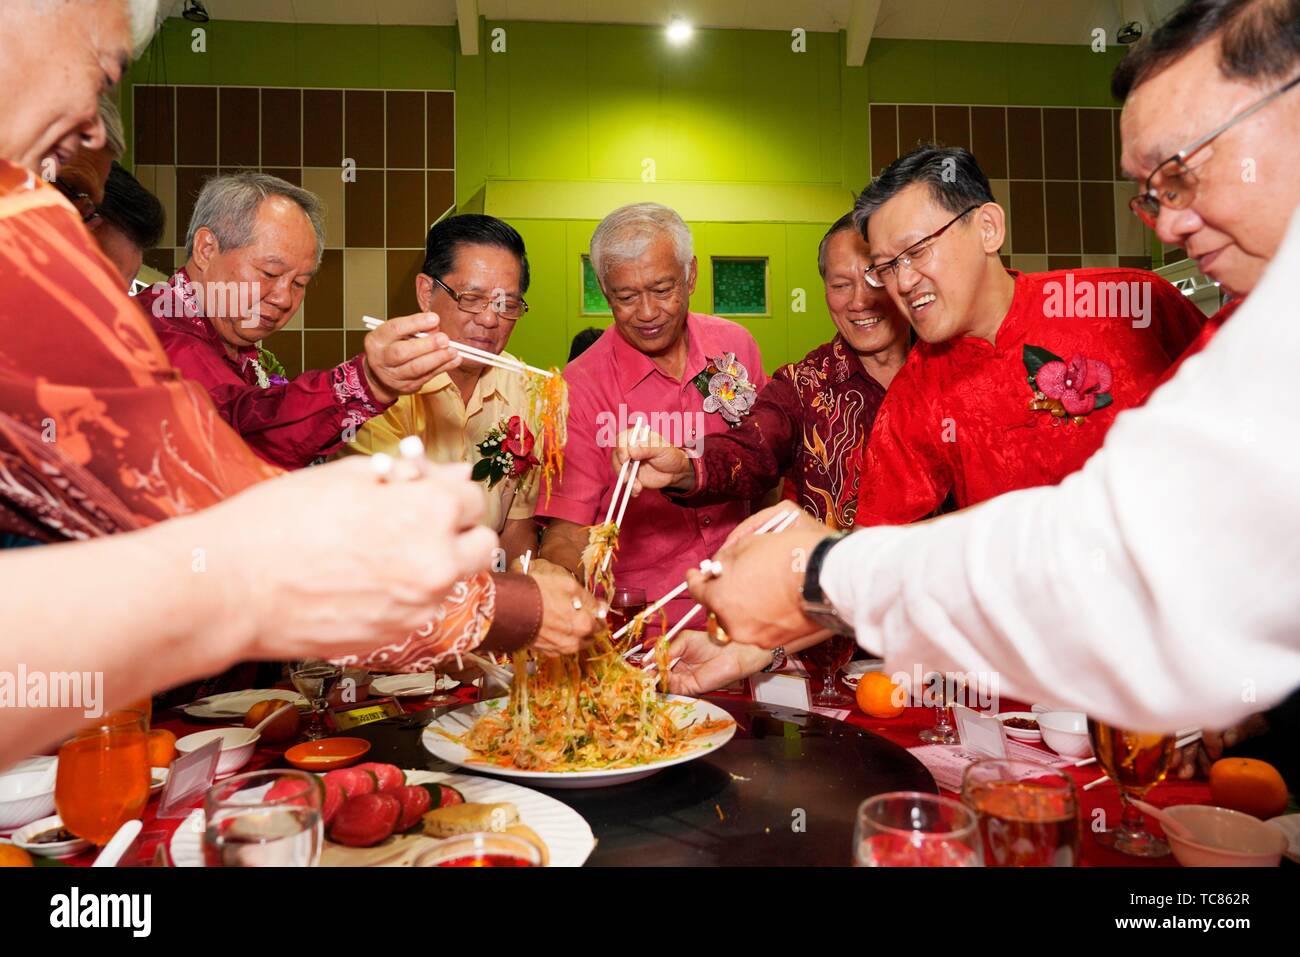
top-left (350, 215), bottom-right (539, 564)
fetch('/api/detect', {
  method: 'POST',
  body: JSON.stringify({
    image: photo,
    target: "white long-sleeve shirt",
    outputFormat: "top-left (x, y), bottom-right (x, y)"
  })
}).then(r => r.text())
top-left (821, 210), bottom-right (1300, 733)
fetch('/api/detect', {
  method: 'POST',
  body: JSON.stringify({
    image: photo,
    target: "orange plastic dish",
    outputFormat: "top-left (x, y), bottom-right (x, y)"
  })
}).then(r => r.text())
top-left (283, 738), bottom-right (371, 771)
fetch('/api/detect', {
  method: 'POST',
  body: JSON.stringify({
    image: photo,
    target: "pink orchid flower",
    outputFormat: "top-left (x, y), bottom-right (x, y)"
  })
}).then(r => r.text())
top-left (1036, 354), bottom-right (1113, 416)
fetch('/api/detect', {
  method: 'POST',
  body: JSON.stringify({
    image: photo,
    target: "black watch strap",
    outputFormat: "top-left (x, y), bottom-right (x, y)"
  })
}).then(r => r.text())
top-left (801, 532), bottom-right (853, 636)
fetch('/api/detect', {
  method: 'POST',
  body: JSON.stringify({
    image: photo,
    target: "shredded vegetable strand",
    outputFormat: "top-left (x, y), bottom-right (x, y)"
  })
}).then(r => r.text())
top-left (525, 369), bottom-right (568, 505)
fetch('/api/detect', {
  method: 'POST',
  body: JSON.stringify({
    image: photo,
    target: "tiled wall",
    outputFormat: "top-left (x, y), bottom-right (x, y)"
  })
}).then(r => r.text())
top-left (132, 85), bottom-right (455, 377)
top-left (869, 104), bottom-right (1155, 275)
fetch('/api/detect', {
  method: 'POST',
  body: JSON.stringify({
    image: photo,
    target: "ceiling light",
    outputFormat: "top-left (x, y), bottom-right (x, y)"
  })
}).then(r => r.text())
top-left (667, 18), bottom-right (693, 44)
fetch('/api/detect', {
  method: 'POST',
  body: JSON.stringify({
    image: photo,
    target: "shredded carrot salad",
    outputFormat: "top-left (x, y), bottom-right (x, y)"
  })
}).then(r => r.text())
top-left (450, 633), bottom-right (732, 772)
top-left (525, 370), bottom-right (567, 505)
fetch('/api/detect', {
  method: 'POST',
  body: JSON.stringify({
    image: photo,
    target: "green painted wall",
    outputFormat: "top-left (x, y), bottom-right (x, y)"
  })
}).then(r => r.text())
top-left (122, 18), bottom-right (1129, 371)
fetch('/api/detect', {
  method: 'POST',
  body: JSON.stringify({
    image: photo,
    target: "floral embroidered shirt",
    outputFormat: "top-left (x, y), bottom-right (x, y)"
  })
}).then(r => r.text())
top-left (677, 335), bottom-right (886, 530)
top-left (856, 268), bottom-right (1206, 526)
top-left (137, 268), bottom-right (389, 470)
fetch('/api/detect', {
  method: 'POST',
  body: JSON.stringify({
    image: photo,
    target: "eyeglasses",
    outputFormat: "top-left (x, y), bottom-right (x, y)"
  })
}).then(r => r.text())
top-left (53, 179), bottom-right (102, 227)
top-left (864, 205), bottom-right (980, 288)
top-left (1130, 74), bottom-right (1300, 229)
top-left (430, 275), bottom-right (529, 319)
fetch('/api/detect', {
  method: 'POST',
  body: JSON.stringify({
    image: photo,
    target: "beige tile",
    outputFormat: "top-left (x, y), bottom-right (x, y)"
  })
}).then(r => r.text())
top-left (133, 164), bottom-right (177, 248)
top-left (989, 178), bottom-right (1012, 254)
top-left (344, 248), bottom-right (387, 326)
top-left (1010, 254), bottom-right (1048, 274)
top-left (1114, 181), bottom-right (1148, 257)
top-left (302, 167), bottom-right (347, 249)
top-left (1081, 254), bottom-right (1120, 269)
top-left (285, 301), bottom-right (304, 331)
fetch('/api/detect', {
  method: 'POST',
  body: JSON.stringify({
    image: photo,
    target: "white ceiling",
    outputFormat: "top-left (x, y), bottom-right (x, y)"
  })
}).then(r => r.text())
top-left (171, 0), bottom-right (1190, 44)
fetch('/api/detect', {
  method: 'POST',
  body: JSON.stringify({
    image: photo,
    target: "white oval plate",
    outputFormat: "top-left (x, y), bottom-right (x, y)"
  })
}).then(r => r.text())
top-left (423, 695), bottom-right (737, 789)
top-left (169, 770), bottom-right (595, 868)
top-left (839, 659), bottom-right (885, 689)
top-left (994, 711), bottom-right (1043, 742)
top-left (369, 673), bottom-right (460, 697)
top-left (181, 688), bottom-right (308, 720)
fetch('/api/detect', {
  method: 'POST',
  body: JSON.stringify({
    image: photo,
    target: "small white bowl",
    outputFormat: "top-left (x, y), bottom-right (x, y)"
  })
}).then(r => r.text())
top-left (0, 769), bottom-right (57, 831)
top-left (11, 814), bottom-right (90, 858)
top-left (1037, 711), bottom-right (1093, 759)
top-left (838, 660), bottom-right (885, 690)
top-left (995, 711), bottom-right (1042, 742)
top-left (1162, 804), bottom-right (1287, 867)
top-left (175, 728), bottom-right (259, 778)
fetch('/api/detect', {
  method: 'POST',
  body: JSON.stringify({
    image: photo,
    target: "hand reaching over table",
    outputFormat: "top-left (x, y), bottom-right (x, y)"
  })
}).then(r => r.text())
top-left (610, 427), bottom-right (694, 495)
top-left (686, 504), bottom-right (831, 650)
top-left (530, 574), bottom-right (604, 657)
top-left (664, 630), bottom-right (774, 696)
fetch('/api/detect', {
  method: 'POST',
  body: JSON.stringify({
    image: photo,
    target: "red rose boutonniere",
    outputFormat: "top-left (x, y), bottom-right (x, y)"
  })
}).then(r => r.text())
top-left (1023, 345), bottom-right (1114, 425)
top-left (472, 415), bottom-right (539, 488)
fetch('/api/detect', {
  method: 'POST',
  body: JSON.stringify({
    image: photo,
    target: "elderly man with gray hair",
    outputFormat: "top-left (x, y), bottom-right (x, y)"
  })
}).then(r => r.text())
top-left (534, 202), bottom-right (766, 635)
top-left (139, 171), bottom-right (461, 469)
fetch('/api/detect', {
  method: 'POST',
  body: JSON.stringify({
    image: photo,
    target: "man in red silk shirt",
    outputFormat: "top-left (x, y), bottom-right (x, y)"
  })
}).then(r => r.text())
top-left (138, 172), bottom-right (462, 470)
top-left (610, 212), bottom-right (911, 530)
top-left (853, 146), bottom-right (1206, 526)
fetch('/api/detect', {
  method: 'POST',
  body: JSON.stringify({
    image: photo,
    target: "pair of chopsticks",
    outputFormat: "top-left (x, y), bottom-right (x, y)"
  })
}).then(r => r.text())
top-left (637, 507), bottom-right (804, 675)
top-left (361, 315), bottom-right (554, 379)
top-left (1079, 729), bottom-right (1203, 791)
top-left (600, 421), bottom-right (651, 576)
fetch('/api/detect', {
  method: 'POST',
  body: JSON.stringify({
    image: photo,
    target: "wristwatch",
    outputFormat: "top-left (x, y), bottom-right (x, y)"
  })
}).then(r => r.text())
top-left (762, 647), bottom-right (787, 673)
top-left (800, 532), bottom-right (855, 636)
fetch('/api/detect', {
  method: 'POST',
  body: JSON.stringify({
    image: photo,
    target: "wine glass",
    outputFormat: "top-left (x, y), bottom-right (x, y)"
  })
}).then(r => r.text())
top-left (917, 671), bottom-right (958, 744)
top-left (55, 710), bottom-right (150, 846)
top-left (1086, 718), bottom-right (1176, 857)
top-left (853, 791), bottom-right (981, 866)
top-left (607, 586), bottom-right (647, 648)
top-left (798, 634), bottom-right (856, 707)
top-left (291, 662), bottom-right (342, 741)
top-left (203, 769), bottom-right (323, 867)
top-left (961, 758), bottom-right (1081, 866)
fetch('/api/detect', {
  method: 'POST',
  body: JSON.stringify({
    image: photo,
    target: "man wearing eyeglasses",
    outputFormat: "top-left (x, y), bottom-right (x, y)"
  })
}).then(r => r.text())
top-left (850, 146), bottom-right (1205, 527)
top-left (349, 215), bottom-right (541, 561)
top-left (138, 172), bottom-right (462, 470)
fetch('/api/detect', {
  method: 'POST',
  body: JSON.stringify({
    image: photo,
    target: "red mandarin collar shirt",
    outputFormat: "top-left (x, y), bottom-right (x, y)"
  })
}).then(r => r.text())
top-left (137, 269), bottom-right (390, 470)
top-left (856, 268), bottom-right (1206, 526)
top-left (538, 313), bottom-right (766, 624)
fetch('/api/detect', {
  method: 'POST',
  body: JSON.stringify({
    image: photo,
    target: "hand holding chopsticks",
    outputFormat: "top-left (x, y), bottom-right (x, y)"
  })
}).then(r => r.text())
top-left (362, 315), bottom-right (554, 379)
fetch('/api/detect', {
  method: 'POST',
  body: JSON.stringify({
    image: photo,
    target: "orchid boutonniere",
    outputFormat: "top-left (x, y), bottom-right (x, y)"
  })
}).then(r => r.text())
top-left (1023, 345), bottom-right (1114, 425)
top-left (691, 352), bottom-right (757, 426)
top-left (247, 346), bottom-right (289, 389)
top-left (472, 416), bottom-right (540, 489)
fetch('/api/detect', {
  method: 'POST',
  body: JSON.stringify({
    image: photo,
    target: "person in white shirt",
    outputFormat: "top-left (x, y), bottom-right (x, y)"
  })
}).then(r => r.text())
top-left (677, 0), bottom-right (1300, 740)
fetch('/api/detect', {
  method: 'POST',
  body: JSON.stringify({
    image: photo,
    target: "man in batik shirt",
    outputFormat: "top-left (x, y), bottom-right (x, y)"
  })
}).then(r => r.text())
top-left (137, 171), bottom-right (461, 470)
top-left (853, 146), bottom-right (1206, 525)
top-left (611, 213), bottom-right (910, 530)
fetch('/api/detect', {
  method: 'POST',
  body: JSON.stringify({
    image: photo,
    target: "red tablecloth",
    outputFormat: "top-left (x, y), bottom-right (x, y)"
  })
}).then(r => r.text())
top-left (62, 680), bottom-right (1209, 867)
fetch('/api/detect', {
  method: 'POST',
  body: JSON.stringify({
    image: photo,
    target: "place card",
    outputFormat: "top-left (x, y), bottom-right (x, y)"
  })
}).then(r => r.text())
top-left (953, 705), bottom-right (1007, 758)
top-left (155, 737), bottom-right (220, 819)
top-left (332, 698), bottom-right (404, 731)
top-left (750, 672), bottom-right (812, 711)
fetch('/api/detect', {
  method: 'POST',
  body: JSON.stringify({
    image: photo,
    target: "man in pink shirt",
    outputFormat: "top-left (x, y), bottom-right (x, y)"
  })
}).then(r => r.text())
top-left (535, 203), bottom-right (766, 631)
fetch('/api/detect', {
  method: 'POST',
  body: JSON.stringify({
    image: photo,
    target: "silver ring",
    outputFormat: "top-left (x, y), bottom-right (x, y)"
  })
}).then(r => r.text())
top-left (571, 597), bottom-right (584, 611)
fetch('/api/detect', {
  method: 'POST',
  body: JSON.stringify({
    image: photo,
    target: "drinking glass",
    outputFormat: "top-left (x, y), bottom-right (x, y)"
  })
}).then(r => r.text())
top-left (412, 832), bottom-right (542, 867)
top-left (961, 758), bottom-right (1081, 866)
top-left (1087, 718), bottom-right (1176, 857)
top-left (918, 671), bottom-right (958, 744)
top-left (607, 586), bottom-right (647, 646)
top-left (55, 709), bottom-right (150, 846)
top-left (202, 769), bottom-right (323, 867)
top-left (799, 634), bottom-right (856, 707)
top-left (853, 791), bottom-right (981, 866)
top-left (291, 662), bottom-right (342, 741)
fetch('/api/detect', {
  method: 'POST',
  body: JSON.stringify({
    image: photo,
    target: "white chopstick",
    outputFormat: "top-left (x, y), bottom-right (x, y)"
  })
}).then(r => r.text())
top-left (1080, 731), bottom-right (1204, 790)
top-left (599, 422), bottom-right (650, 576)
top-left (361, 315), bottom-right (553, 378)
top-left (519, 549), bottom-right (531, 574)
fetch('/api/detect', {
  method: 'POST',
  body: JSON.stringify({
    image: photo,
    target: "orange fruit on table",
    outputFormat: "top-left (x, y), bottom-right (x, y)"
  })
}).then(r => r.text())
top-left (0, 845), bottom-right (33, 867)
top-left (856, 672), bottom-right (906, 718)
top-left (244, 698), bottom-right (302, 744)
top-left (1209, 757), bottom-right (1290, 819)
top-left (146, 728), bottom-right (177, 767)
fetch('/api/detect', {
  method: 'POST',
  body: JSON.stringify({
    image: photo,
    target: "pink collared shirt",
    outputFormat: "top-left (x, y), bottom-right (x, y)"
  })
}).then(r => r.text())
top-left (539, 313), bottom-right (767, 631)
